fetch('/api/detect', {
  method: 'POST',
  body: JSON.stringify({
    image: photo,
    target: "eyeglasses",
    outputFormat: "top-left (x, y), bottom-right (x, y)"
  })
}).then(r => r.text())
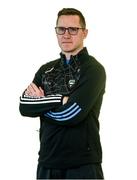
top-left (55, 27), bottom-right (85, 35)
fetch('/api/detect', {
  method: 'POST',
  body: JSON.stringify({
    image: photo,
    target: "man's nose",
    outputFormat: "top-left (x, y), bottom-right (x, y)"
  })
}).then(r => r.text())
top-left (63, 29), bottom-right (71, 37)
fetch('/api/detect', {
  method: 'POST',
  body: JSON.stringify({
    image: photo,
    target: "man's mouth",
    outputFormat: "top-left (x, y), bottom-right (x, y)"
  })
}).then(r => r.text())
top-left (62, 41), bottom-right (72, 44)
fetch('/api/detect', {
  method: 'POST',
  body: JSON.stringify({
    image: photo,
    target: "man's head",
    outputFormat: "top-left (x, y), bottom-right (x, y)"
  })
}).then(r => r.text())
top-left (56, 8), bottom-right (86, 29)
top-left (55, 8), bottom-right (88, 58)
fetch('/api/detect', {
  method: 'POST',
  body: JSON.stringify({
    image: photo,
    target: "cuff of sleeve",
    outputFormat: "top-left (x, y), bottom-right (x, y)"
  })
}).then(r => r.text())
top-left (20, 94), bottom-right (62, 104)
top-left (19, 94), bottom-right (63, 117)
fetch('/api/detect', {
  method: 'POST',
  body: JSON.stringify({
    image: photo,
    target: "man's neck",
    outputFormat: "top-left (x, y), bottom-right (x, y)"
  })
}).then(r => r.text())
top-left (62, 46), bottom-right (84, 60)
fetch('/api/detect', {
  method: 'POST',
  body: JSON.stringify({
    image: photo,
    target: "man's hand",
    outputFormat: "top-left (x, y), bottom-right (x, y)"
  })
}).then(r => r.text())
top-left (62, 96), bottom-right (69, 105)
top-left (25, 83), bottom-right (44, 97)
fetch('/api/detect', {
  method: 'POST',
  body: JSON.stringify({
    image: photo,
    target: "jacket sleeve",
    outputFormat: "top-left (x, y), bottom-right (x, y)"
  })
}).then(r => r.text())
top-left (19, 94), bottom-right (62, 117)
top-left (19, 63), bottom-right (63, 117)
top-left (43, 64), bottom-right (106, 126)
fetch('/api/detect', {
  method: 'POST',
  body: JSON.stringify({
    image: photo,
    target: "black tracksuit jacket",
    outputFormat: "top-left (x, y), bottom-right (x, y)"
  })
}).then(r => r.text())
top-left (19, 47), bottom-right (106, 169)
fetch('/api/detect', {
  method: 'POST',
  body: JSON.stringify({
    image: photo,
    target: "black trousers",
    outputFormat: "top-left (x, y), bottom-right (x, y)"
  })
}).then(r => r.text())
top-left (37, 163), bottom-right (104, 179)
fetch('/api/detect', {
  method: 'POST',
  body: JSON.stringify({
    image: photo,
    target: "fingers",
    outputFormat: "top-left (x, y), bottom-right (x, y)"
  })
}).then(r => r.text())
top-left (39, 87), bottom-right (45, 95)
top-left (25, 83), bottom-right (44, 97)
top-left (25, 83), bottom-right (37, 96)
top-left (29, 83), bottom-right (39, 93)
top-left (62, 96), bottom-right (69, 105)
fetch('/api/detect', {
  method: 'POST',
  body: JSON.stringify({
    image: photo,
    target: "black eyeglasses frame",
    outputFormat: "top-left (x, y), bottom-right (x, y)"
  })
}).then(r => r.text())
top-left (55, 26), bottom-right (85, 35)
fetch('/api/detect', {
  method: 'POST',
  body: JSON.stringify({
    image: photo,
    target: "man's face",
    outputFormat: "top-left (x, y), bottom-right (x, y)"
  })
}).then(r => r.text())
top-left (56, 15), bottom-right (88, 55)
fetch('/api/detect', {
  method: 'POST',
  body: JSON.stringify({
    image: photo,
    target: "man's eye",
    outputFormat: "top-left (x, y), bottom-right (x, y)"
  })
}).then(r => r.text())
top-left (59, 27), bottom-right (65, 31)
top-left (69, 27), bottom-right (77, 31)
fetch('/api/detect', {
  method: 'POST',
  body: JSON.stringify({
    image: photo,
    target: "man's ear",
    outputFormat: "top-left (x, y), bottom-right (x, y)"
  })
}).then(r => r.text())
top-left (83, 29), bottom-right (88, 39)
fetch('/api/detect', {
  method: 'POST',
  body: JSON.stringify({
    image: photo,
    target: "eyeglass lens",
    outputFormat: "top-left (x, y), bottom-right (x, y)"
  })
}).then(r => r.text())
top-left (55, 27), bottom-right (83, 35)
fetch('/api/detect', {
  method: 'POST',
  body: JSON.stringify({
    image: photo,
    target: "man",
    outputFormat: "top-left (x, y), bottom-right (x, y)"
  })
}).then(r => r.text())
top-left (19, 8), bottom-right (106, 179)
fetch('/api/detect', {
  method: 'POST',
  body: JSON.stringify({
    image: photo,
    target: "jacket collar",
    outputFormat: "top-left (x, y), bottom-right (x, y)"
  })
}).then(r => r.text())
top-left (60, 47), bottom-right (89, 65)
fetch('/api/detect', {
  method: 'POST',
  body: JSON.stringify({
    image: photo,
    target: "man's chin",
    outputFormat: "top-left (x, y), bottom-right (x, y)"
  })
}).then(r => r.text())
top-left (61, 47), bottom-right (75, 53)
